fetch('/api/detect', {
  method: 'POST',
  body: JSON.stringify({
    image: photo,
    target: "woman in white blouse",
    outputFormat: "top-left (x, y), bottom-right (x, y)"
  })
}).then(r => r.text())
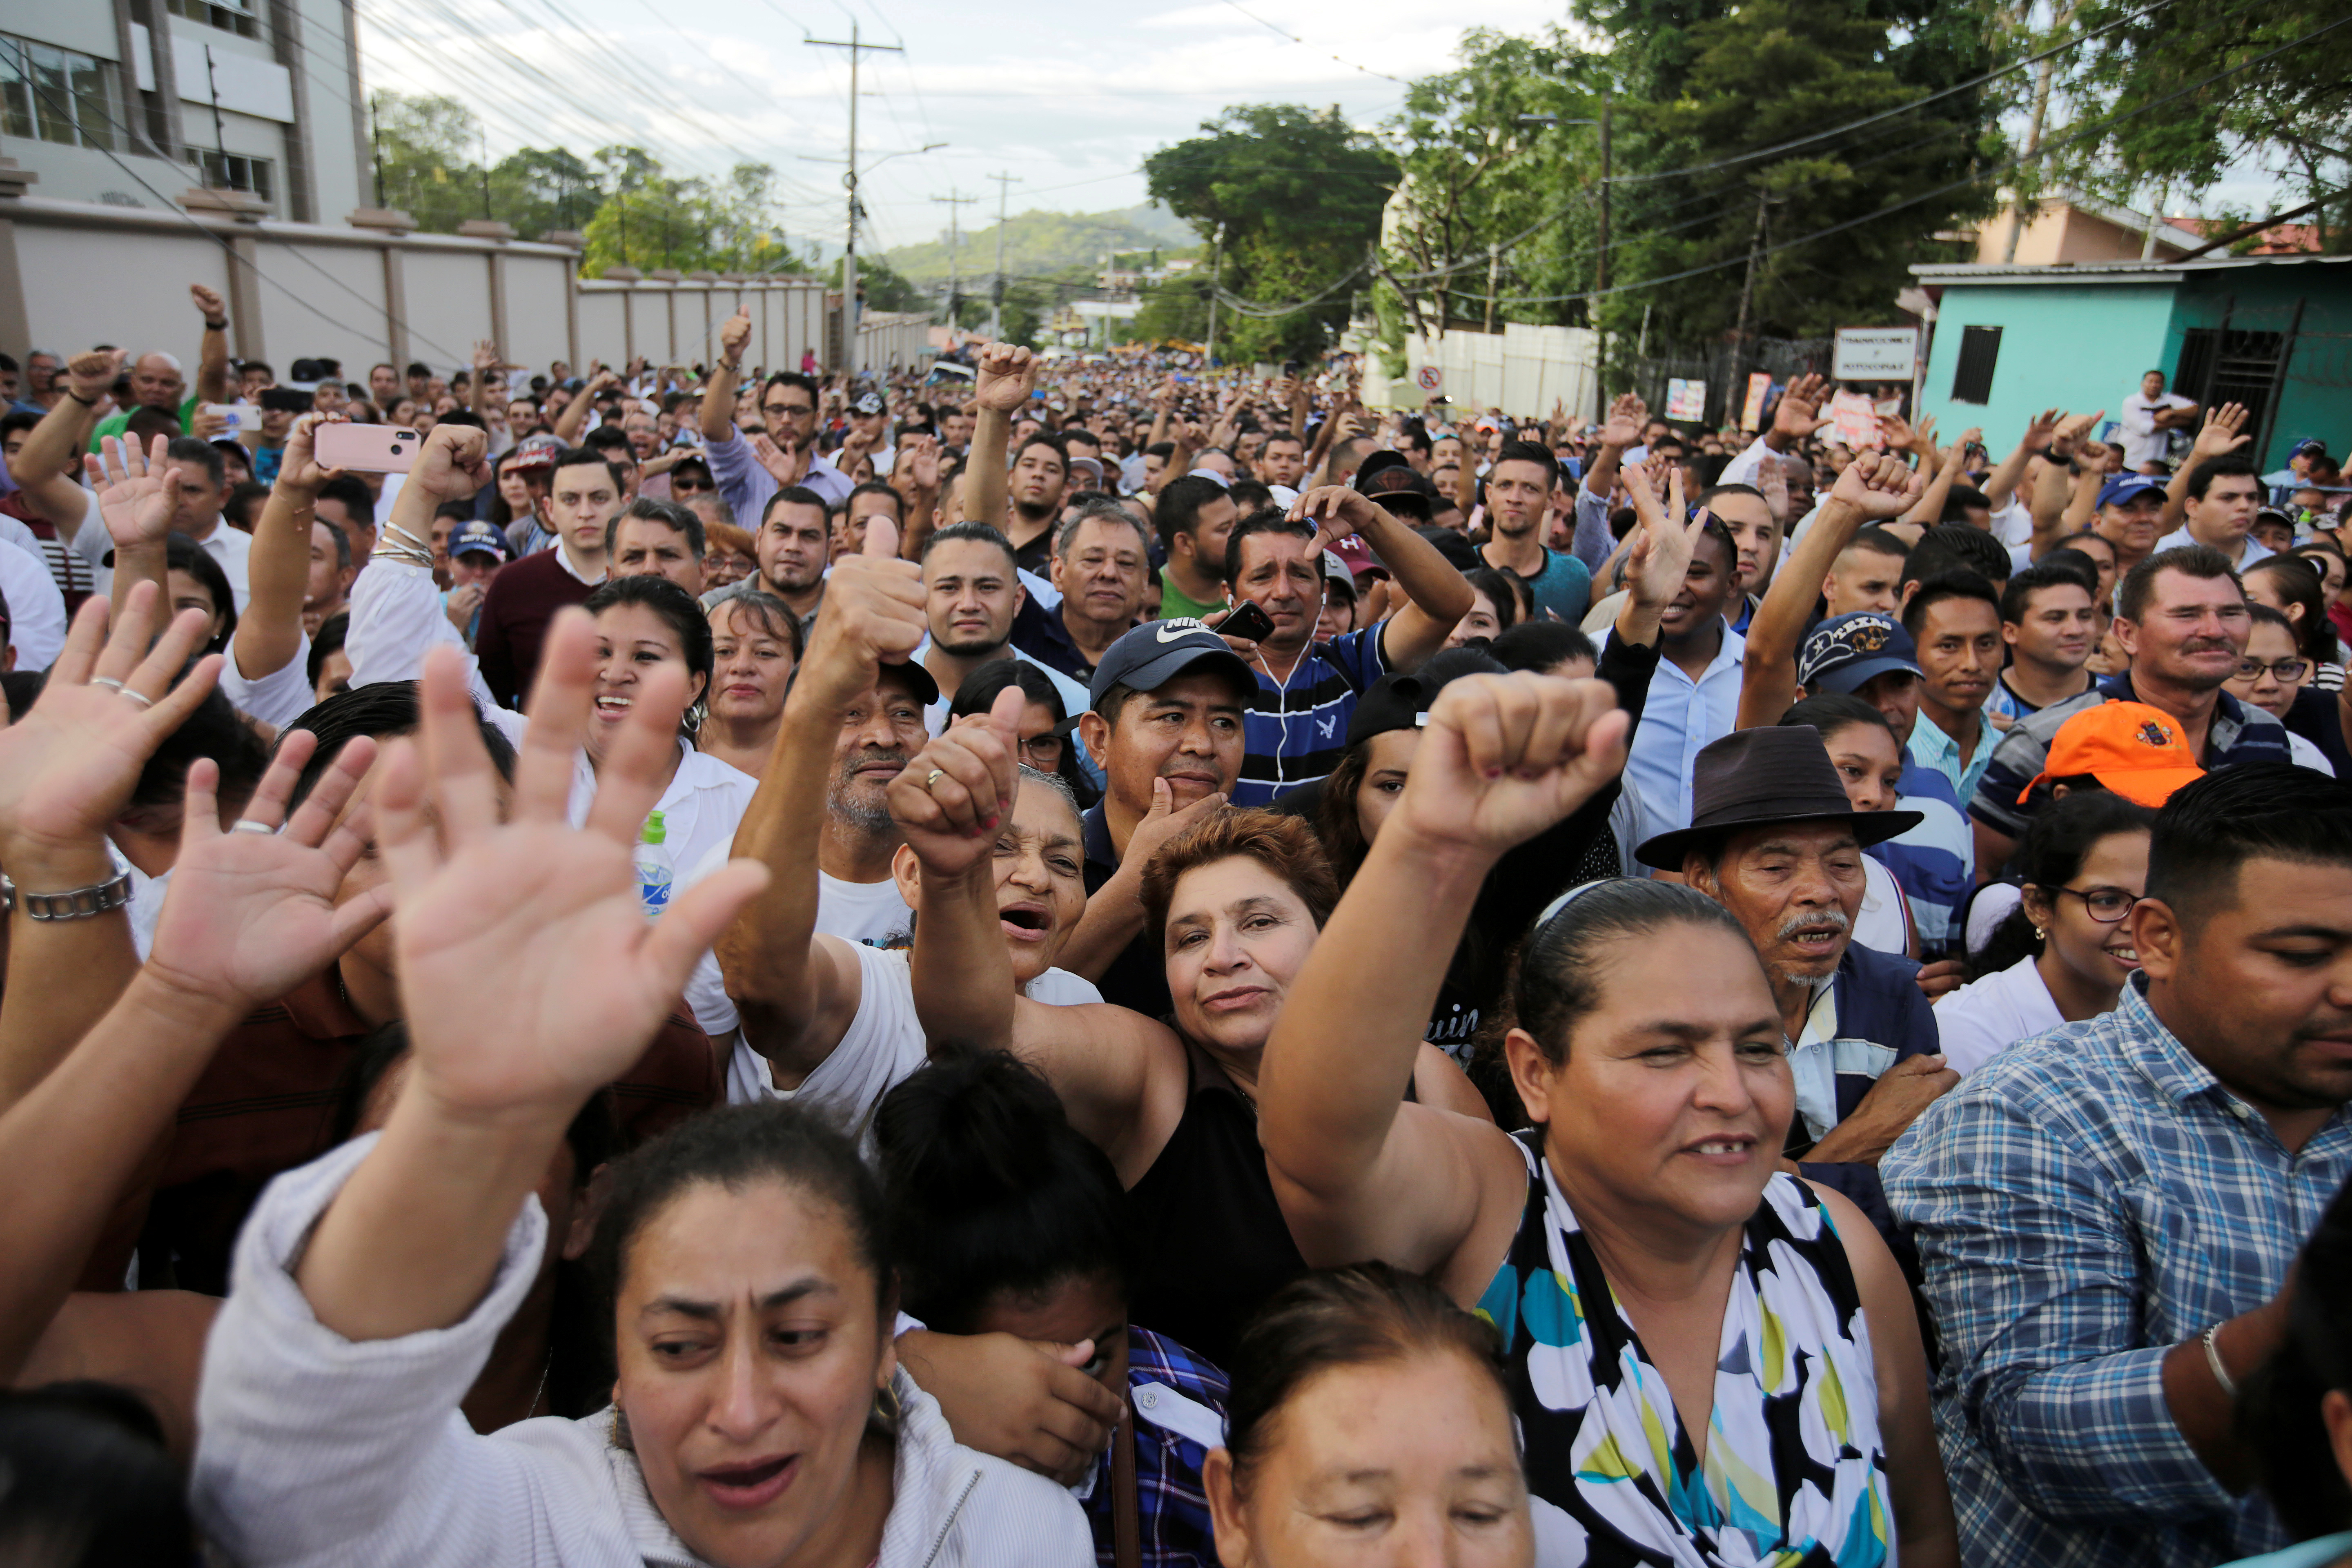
top-left (192, 626), bottom-right (1090, 1568)
top-left (1935, 791), bottom-right (2154, 1076)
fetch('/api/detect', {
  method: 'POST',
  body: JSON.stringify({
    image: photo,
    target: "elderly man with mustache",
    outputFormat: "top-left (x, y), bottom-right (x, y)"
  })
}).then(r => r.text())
top-left (1646, 724), bottom-right (1956, 1247)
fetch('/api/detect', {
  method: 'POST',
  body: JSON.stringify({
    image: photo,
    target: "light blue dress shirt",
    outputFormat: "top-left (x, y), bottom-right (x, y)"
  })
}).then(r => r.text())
top-left (1617, 618), bottom-right (1745, 856)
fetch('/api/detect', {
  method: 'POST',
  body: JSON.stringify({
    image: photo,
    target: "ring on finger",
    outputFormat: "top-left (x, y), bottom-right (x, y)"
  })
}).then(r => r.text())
top-left (117, 687), bottom-right (154, 708)
top-left (91, 676), bottom-right (125, 692)
top-left (230, 819), bottom-right (278, 835)
top-left (923, 767), bottom-right (944, 792)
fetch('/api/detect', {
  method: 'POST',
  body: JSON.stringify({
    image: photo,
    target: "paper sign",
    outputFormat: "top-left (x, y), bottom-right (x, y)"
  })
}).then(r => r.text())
top-left (1665, 377), bottom-right (1707, 422)
top-left (1740, 373), bottom-right (1773, 432)
top-left (1832, 327), bottom-right (1918, 381)
top-left (1830, 390), bottom-right (1882, 450)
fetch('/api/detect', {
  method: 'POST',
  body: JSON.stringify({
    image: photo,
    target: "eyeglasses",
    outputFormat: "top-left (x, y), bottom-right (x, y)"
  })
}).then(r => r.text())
top-left (1020, 733), bottom-right (1065, 767)
top-left (2234, 657), bottom-right (2311, 683)
top-left (763, 402), bottom-right (816, 419)
top-left (2051, 885), bottom-right (2142, 923)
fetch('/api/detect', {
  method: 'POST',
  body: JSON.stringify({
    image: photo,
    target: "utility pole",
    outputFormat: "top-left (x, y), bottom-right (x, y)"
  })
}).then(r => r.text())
top-left (479, 128), bottom-right (493, 221)
top-left (806, 23), bottom-right (904, 374)
top-left (1597, 92), bottom-right (1612, 418)
top-left (1731, 185), bottom-right (1769, 361)
top-left (370, 95), bottom-right (385, 208)
top-left (987, 171), bottom-right (1021, 340)
top-left (932, 187), bottom-right (976, 335)
top-left (1204, 222), bottom-right (1225, 366)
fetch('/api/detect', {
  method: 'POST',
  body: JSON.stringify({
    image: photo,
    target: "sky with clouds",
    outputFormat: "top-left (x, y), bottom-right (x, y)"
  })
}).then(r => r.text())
top-left (356, 0), bottom-right (2292, 262)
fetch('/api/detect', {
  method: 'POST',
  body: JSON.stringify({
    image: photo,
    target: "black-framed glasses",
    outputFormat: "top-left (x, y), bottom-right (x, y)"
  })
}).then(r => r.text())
top-left (1020, 733), bottom-right (1065, 768)
top-left (763, 402), bottom-right (816, 419)
top-left (2053, 885), bottom-right (2142, 923)
top-left (2234, 657), bottom-right (2311, 684)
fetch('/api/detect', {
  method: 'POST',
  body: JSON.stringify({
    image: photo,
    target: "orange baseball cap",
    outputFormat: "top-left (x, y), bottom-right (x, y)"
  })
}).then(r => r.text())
top-left (2020, 700), bottom-right (2205, 807)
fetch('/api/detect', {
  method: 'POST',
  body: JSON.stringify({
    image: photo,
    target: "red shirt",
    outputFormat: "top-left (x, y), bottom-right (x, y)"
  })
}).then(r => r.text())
top-left (475, 546), bottom-right (598, 708)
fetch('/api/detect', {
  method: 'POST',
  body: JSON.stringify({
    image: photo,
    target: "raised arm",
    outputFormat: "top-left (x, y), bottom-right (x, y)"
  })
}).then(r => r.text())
top-left (551, 367), bottom-right (614, 446)
top-left (1582, 392), bottom-right (1642, 502)
top-left (1291, 486), bottom-right (1472, 674)
top-left (235, 412), bottom-right (339, 683)
top-left (0, 589), bottom-right (220, 1117)
top-left (1983, 408), bottom-right (2060, 515)
top-left (13, 351), bottom-right (118, 538)
top-left (1900, 425), bottom-right (1974, 527)
top-left (1737, 450), bottom-right (1925, 729)
top-left (967, 343), bottom-right (1035, 531)
top-left (0, 723), bottom-right (380, 1379)
top-left (1258, 673), bottom-right (1628, 1285)
top-left (701, 308), bottom-right (751, 445)
top-left (2160, 403), bottom-right (2250, 531)
top-left (191, 284), bottom-right (232, 407)
top-left (712, 522), bottom-right (918, 1080)
top-left (83, 436), bottom-right (178, 617)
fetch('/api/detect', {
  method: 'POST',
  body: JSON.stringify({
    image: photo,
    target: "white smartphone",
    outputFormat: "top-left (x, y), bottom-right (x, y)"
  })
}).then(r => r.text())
top-left (314, 424), bottom-right (422, 473)
top-left (203, 401), bottom-right (259, 435)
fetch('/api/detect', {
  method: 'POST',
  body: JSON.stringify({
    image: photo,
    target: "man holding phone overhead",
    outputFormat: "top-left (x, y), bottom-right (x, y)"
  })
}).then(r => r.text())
top-left (1214, 486), bottom-right (1472, 806)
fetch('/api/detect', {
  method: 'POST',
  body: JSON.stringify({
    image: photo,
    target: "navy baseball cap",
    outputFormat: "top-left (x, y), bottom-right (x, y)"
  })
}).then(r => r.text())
top-left (1088, 618), bottom-right (1255, 710)
top-left (850, 390), bottom-right (886, 416)
top-left (449, 519), bottom-right (512, 562)
top-left (2096, 473), bottom-right (2167, 510)
top-left (2292, 438), bottom-right (2328, 461)
top-left (1799, 612), bottom-right (1922, 694)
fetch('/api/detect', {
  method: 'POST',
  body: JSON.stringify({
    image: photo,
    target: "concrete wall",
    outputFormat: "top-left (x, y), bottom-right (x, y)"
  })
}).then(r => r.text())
top-left (0, 190), bottom-right (868, 383)
top-left (1369, 322), bottom-right (1600, 417)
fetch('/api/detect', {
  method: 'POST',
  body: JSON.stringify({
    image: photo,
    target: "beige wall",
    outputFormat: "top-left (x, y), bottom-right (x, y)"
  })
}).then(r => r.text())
top-left (0, 191), bottom-right (868, 381)
top-left (1975, 200), bottom-right (2197, 265)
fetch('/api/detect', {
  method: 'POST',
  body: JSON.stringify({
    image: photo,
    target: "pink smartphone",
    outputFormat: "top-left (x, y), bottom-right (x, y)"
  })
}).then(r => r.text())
top-left (315, 424), bottom-right (423, 473)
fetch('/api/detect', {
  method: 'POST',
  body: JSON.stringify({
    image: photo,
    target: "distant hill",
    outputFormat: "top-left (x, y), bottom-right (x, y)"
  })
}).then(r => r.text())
top-left (886, 202), bottom-right (1199, 285)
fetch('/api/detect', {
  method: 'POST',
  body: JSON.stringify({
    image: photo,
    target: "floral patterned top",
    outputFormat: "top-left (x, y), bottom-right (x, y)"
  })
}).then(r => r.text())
top-left (1477, 1133), bottom-right (1892, 1567)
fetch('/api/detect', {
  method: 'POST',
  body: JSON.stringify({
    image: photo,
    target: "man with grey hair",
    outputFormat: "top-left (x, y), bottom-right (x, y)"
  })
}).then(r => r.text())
top-left (1012, 497), bottom-right (1151, 682)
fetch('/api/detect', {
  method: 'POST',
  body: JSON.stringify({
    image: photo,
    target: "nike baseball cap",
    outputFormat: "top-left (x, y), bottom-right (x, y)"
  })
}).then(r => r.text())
top-left (1089, 618), bottom-right (1256, 711)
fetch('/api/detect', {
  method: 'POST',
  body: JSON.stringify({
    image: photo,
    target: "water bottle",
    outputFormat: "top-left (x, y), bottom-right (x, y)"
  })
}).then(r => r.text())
top-left (634, 809), bottom-right (674, 918)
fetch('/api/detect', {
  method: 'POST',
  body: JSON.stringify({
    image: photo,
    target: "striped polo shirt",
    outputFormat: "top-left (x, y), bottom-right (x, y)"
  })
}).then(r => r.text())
top-left (1232, 626), bottom-right (1389, 807)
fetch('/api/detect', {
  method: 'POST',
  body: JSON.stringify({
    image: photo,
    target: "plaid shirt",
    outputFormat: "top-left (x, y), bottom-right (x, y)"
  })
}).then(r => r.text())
top-left (1884, 975), bottom-right (2352, 1568)
top-left (1081, 1328), bottom-right (1227, 1568)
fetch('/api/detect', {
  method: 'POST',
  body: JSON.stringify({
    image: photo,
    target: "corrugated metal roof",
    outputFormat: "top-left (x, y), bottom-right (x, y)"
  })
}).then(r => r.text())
top-left (1911, 254), bottom-right (2351, 285)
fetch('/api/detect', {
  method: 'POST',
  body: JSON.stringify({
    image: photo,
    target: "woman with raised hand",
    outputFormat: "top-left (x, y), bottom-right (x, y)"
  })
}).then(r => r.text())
top-left (190, 615), bottom-right (1091, 1568)
top-left (1252, 670), bottom-right (1958, 1567)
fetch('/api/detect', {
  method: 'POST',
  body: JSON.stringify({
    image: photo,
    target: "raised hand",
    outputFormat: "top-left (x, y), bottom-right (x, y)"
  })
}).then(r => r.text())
top-left (793, 519), bottom-right (925, 711)
top-left (405, 422), bottom-right (490, 505)
top-left (472, 340), bottom-right (499, 376)
top-left (1622, 463), bottom-right (1708, 614)
top-left (2192, 401), bottom-right (2252, 461)
top-left (1771, 373), bottom-right (1833, 444)
top-left (886, 685), bottom-right (1024, 877)
top-left (2052, 409), bottom-right (2105, 458)
top-left (275, 412), bottom-right (349, 496)
top-left (975, 343), bottom-right (1038, 414)
top-left (0, 586), bottom-right (220, 858)
top-left (84, 435), bottom-right (179, 552)
top-left (373, 615), bottom-right (767, 1121)
top-left (1288, 484), bottom-right (1383, 554)
top-left (65, 349), bottom-right (125, 408)
top-left (2019, 407), bottom-right (2062, 453)
top-left (1828, 448), bottom-right (1928, 521)
top-left (719, 305), bottom-right (753, 365)
top-left (190, 283), bottom-right (227, 323)
top-left (1757, 451), bottom-right (1791, 524)
top-left (143, 731), bottom-right (386, 1009)
top-left (1601, 391), bottom-right (1645, 450)
top-left (748, 432), bottom-right (799, 485)
top-left (895, 432), bottom-right (942, 493)
top-left (1393, 673), bottom-right (1630, 858)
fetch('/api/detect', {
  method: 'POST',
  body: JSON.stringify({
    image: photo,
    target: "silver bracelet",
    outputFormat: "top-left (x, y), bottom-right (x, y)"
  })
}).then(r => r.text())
top-left (0, 868), bottom-right (135, 921)
top-left (2201, 1321), bottom-right (2239, 1400)
top-left (381, 522), bottom-right (434, 555)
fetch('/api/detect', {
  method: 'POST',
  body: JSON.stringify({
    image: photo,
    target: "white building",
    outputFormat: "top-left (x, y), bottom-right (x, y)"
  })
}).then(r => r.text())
top-left (1, 0), bottom-right (367, 223)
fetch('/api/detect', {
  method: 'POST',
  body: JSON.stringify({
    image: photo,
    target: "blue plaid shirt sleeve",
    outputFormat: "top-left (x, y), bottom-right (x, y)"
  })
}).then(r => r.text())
top-left (1081, 1329), bottom-right (1227, 1568)
top-left (1885, 1077), bottom-right (2234, 1526)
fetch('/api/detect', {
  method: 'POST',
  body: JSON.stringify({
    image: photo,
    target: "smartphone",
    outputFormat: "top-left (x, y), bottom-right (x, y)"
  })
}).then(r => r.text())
top-left (1220, 600), bottom-right (1276, 643)
top-left (259, 387), bottom-right (313, 415)
top-left (315, 424), bottom-right (423, 473)
top-left (202, 401), bottom-right (257, 434)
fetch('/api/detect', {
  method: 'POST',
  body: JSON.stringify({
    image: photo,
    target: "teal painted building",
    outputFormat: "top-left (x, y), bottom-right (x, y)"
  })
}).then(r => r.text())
top-left (1910, 255), bottom-right (2352, 472)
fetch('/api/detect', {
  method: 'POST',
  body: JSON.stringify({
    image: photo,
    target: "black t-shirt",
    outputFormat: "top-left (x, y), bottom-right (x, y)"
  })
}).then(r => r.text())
top-left (1082, 803), bottom-right (1173, 1018)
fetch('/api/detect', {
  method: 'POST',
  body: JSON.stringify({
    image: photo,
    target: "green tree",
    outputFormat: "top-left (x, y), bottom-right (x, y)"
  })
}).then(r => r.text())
top-left (1376, 28), bottom-right (1612, 343)
top-left (1605, 0), bottom-right (1998, 345)
top-left (488, 146), bottom-right (598, 238)
top-left (368, 91), bottom-right (488, 233)
top-left (2030, 0), bottom-right (2351, 251)
top-left (1133, 271), bottom-right (1212, 343)
top-left (1144, 105), bottom-right (1397, 363)
top-left (830, 252), bottom-right (925, 314)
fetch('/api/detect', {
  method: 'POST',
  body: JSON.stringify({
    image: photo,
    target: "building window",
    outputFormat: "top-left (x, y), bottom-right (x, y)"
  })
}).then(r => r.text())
top-left (166, 0), bottom-right (263, 41)
top-left (0, 35), bottom-right (120, 152)
top-left (187, 147), bottom-right (273, 205)
top-left (1950, 325), bottom-right (2002, 404)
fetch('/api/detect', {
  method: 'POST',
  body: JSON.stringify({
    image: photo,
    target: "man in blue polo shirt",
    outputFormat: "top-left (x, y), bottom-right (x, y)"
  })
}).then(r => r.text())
top-left (1971, 544), bottom-right (2292, 877)
top-left (1217, 487), bottom-right (1472, 806)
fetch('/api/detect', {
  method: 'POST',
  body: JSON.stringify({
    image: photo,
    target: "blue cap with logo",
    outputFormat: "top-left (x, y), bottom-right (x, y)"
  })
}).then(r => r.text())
top-left (449, 519), bottom-right (512, 562)
top-left (850, 390), bottom-right (886, 416)
top-left (2096, 473), bottom-right (2168, 510)
top-left (1088, 618), bottom-right (1256, 711)
top-left (1798, 611), bottom-right (1922, 695)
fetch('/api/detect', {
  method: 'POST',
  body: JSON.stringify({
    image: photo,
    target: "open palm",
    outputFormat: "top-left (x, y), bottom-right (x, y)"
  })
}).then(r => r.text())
top-left (376, 616), bottom-right (767, 1118)
top-left (85, 434), bottom-right (177, 552)
top-left (143, 733), bottom-right (387, 1009)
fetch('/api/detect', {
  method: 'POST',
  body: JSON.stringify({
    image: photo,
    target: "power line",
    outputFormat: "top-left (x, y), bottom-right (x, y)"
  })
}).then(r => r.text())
top-left (1214, 0), bottom-right (1408, 85)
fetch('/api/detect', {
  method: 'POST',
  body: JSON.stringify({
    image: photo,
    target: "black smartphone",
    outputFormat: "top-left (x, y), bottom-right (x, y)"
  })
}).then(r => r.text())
top-left (260, 387), bottom-right (313, 414)
top-left (1220, 600), bottom-right (1276, 643)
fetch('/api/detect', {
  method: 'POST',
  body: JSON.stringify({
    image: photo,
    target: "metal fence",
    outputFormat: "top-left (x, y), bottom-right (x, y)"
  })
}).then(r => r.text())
top-left (1616, 336), bottom-right (1833, 430)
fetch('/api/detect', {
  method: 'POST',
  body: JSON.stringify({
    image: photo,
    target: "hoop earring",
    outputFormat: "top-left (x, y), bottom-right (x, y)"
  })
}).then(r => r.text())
top-left (871, 1377), bottom-right (904, 1434)
top-left (683, 696), bottom-right (708, 735)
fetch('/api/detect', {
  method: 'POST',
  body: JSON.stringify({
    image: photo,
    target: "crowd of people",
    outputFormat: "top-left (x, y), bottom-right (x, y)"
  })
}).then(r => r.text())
top-left (0, 278), bottom-right (2349, 1568)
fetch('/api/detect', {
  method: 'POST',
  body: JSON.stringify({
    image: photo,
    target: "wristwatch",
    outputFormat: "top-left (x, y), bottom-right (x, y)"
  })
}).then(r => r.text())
top-left (0, 868), bottom-right (136, 921)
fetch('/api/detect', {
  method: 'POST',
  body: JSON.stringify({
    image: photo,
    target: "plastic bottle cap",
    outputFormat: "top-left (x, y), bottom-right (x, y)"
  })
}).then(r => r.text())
top-left (642, 809), bottom-right (666, 846)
